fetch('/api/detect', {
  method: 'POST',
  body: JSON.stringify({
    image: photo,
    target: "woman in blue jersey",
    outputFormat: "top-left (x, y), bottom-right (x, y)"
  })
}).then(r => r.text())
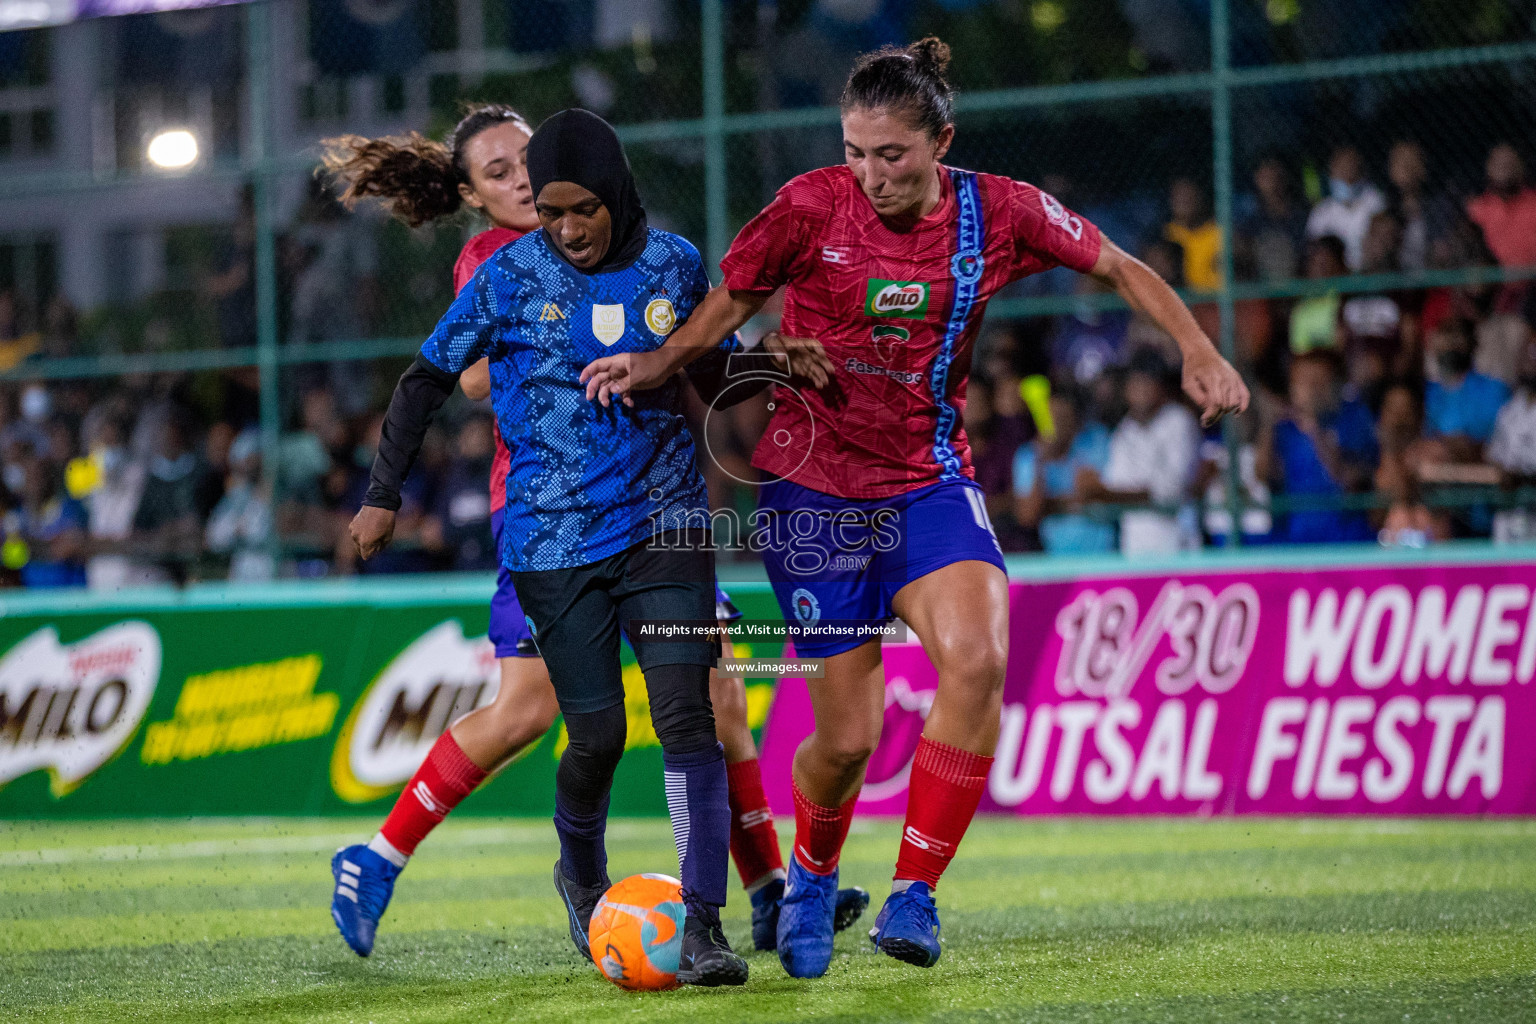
top-left (346, 109), bottom-right (774, 986)
top-left (322, 108), bottom-right (866, 964)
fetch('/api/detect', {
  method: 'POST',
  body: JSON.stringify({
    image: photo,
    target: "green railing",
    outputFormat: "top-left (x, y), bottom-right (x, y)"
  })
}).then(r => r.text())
top-left (1, 539), bottom-right (1533, 618)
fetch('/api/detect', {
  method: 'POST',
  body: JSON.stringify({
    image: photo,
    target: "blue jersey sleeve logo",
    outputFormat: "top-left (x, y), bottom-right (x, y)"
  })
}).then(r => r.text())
top-left (645, 297), bottom-right (677, 335)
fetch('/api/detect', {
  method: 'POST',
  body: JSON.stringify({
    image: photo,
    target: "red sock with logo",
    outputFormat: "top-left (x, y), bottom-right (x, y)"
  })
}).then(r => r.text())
top-left (726, 758), bottom-right (785, 889)
top-left (377, 731), bottom-right (488, 859)
top-left (893, 737), bottom-right (993, 889)
top-left (791, 778), bottom-right (856, 876)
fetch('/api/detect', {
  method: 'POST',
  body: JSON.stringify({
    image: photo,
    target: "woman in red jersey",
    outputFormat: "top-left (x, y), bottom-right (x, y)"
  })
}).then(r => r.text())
top-left (581, 39), bottom-right (1249, 976)
top-left (319, 105), bottom-right (864, 958)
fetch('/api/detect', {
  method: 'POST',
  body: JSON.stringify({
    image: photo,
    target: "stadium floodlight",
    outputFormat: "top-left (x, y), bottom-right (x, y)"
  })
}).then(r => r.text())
top-left (146, 129), bottom-right (199, 170)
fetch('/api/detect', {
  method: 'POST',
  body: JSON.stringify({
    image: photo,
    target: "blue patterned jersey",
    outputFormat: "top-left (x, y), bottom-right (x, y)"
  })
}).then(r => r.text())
top-left (420, 228), bottom-right (731, 571)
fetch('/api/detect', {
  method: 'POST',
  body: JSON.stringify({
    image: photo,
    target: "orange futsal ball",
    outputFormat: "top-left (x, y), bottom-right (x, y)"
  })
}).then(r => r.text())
top-left (587, 872), bottom-right (687, 991)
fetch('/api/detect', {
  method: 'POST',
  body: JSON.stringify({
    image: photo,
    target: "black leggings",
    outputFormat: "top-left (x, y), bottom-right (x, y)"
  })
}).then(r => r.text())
top-left (510, 531), bottom-right (720, 714)
top-left (525, 532), bottom-right (723, 814)
top-left (557, 662), bottom-right (717, 814)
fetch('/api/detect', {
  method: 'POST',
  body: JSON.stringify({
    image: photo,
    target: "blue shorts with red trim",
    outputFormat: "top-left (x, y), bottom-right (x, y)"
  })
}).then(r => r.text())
top-left (489, 507), bottom-right (539, 658)
top-left (489, 509), bottom-right (740, 659)
top-left (757, 476), bottom-right (1006, 659)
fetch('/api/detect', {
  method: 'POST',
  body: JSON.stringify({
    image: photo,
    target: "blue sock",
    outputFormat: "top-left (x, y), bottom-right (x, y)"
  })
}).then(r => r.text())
top-left (553, 790), bottom-right (609, 888)
top-left (662, 743), bottom-right (730, 910)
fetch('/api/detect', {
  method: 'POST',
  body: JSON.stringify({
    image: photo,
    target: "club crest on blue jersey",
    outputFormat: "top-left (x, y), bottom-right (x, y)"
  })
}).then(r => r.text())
top-left (592, 304), bottom-right (625, 345)
top-left (645, 297), bottom-right (676, 335)
top-left (418, 228), bottom-right (737, 572)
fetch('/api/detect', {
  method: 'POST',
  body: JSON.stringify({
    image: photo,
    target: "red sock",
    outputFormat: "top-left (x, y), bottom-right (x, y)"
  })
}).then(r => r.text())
top-left (378, 731), bottom-right (488, 857)
top-left (791, 778), bottom-right (856, 876)
top-left (894, 737), bottom-right (993, 889)
top-left (726, 758), bottom-right (785, 889)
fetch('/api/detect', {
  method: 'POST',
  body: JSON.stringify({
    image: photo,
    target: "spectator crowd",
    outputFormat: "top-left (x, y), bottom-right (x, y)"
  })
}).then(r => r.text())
top-left (1, 139), bottom-right (1534, 587)
top-left (966, 139), bottom-right (1536, 558)
top-left (0, 372), bottom-right (502, 589)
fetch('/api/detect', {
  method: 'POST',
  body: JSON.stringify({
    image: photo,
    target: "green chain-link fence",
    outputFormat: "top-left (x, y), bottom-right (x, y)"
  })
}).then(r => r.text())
top-left (0, 0), bottom-right (1532, 581)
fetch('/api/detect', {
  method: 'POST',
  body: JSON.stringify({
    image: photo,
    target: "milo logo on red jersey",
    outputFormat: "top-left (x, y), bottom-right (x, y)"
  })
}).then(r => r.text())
top-left (865, 280), bottom-right (930, 319)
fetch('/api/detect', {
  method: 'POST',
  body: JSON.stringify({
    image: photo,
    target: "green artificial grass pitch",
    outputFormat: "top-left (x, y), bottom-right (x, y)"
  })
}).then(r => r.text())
top-left (2, 816), bottom-right (1533, 1022)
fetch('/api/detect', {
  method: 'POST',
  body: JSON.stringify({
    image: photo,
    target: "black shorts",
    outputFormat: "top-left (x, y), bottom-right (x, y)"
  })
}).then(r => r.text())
top-left (510, 530), bottom-right (719, 715)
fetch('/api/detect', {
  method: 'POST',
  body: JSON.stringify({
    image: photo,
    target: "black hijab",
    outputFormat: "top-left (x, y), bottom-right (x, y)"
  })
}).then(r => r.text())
top-left (526, 108), bottom-right (649, 274)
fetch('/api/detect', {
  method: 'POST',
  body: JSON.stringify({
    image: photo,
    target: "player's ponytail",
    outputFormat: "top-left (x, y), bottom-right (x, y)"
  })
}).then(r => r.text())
top-left (320, 104), bottom-right (530, 228)
top-left (321, 132), bottom-right (460, 227)
top-left (840, 36), bottom-right (955, 140)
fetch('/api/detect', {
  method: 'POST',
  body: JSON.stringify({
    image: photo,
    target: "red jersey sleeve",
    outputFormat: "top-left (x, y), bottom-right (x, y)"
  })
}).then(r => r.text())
top-left (1004, 179), bottom-right (1102, 279)
top-left (453, 228), bottom-right (524, 294)
top-left (719, 173), bottom-right (834, 292)
top-left (453, 237), bottom-right (492, 294)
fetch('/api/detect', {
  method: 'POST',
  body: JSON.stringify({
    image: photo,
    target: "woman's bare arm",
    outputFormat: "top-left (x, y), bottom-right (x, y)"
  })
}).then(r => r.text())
top-left (461, 358), bottom-right (491, 401)
top-left (1090, 237), bottom-right (1250, 426)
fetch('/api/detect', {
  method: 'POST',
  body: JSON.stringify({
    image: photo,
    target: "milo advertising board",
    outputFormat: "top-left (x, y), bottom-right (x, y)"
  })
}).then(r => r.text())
top-left (0, 580), bottom-right (784, 817)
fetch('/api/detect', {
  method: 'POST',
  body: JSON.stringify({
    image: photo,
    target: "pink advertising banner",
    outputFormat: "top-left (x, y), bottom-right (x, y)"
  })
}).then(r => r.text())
top-left (759, 559), bottom-right (1536, 816)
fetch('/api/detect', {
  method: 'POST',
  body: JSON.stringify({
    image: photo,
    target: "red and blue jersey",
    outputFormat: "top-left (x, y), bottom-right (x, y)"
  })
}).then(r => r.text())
top-left (454, 227), bottom-right (525, 514)
top-left (720, 164), bottom-right (1102, 499)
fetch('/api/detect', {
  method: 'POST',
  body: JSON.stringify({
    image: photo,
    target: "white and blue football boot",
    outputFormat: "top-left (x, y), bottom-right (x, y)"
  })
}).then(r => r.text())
top-left (330, 845), bottom-right (401, 957)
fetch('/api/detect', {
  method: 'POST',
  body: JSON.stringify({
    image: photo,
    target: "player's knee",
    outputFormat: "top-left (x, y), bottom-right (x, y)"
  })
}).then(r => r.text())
top-left (653, 706), bottom-right (718, 756)
top-left (564, 705), bottom-right (627, 771)
top-left (934, 636), bottom-right (1008, 697)
top-left (586, 727), bottom-right (627, 771)
top-left (818, 734), bottom-right (876, 773)
top-left (645, 662), bottom-right (719, 756)
top-left (523, 682), bottom-right (562, 734)
top-left (708, 674), bottom-right (748, 729)
top-left (488, 692), bottom-right (558, 746)
top-left (556, 703), bottom-right (627, 804)
top-left (488, 666), bottom-right (559, 743)
top-left (811, 702), bottom-right (882, 770)
top-left (970, 640), bottom-right (1009, 693)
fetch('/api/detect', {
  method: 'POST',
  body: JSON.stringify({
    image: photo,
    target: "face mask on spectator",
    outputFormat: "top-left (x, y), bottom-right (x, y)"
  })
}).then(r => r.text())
top-left (20, 386), bottom-right (50, 423)
top-left (98, 446), bottom-right (125, 476)
top-left (151, 451), bottom-right (195, 481)
top-left (1436, 349), bottom-right (1473, 376)
top-left (1328, 178), bottom-right (1364, 204)
top-left (229, 432), bottom-right (261, 476)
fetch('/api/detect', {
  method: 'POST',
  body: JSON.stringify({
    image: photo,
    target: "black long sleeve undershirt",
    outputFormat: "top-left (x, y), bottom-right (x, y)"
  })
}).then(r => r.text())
top-left (365, 345), bottom-right (783, 512)
top-left (684, 348), bottom-right (786, 408)
top-left (363, 354), bottom-right (458, 511)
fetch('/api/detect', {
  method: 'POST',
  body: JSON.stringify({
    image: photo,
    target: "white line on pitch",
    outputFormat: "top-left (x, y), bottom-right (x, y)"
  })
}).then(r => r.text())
top-left (0, 818), bottom-right (668, 867)
top-left (0, 826), bottom-right (523, 866)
